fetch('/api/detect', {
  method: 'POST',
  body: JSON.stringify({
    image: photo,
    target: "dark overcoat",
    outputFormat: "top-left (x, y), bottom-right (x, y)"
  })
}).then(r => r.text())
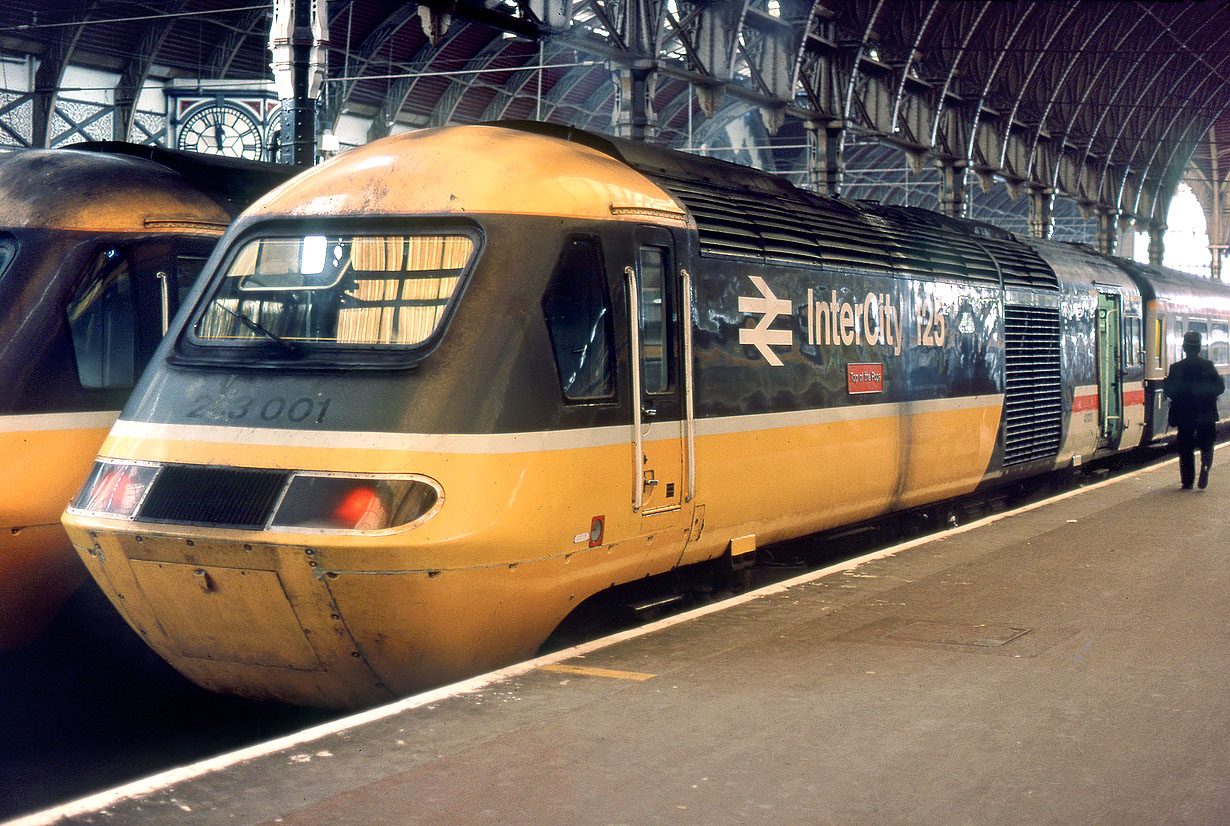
top-left (1164, 353), bottom-right (1226, 427)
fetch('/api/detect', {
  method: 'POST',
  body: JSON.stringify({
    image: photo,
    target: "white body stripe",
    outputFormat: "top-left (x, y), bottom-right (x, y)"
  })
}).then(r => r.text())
top-left (107, 394), bottom-right (1005, 455)
top-left (0, 410), bottom-right (120, 433)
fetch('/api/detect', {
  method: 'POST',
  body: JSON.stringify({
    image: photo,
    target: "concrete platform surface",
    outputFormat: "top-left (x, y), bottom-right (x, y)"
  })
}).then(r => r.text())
top-left (11, 456), bottom-right (1229, 826)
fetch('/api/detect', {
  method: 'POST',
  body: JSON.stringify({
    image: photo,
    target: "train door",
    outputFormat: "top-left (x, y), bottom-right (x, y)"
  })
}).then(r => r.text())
top-left (1096, 291), bottom-right (1124, 447)
top-left (624, 228), bottom-right (687, 520)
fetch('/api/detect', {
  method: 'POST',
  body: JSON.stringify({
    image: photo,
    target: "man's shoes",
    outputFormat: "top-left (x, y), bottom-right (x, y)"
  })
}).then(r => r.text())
top-left (1182, 483), bottom-right (1193, 490)
top-left (1199, 465), bottom-right (1210, 489)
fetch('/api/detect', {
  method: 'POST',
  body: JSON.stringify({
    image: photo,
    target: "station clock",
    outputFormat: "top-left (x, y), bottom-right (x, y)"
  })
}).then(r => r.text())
top-left (176, 103), bottom-right (264, 160)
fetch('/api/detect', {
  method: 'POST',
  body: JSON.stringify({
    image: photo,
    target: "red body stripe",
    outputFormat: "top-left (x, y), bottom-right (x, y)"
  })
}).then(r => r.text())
top-left (1072, 390), bottom-right (1145, 412)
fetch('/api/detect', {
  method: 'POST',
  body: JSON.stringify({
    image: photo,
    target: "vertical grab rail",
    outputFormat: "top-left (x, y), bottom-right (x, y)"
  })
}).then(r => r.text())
top-left (156, 271), bottom-right (171, 335)
top-left (681, 268), bottom-right (696, 502)
top-left (625, 265), bottom-right (644, 512)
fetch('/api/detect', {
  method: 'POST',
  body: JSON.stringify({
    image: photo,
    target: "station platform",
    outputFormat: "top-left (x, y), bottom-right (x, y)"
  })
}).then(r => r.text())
top-left (11, 454), bottom-right (1229, 826)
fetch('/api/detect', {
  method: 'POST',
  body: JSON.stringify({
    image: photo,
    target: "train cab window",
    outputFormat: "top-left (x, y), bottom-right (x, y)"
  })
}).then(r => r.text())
top-left (542, 237), bottom-right (614, 401)
top-left (639, 246), bottom-right (671, 394)
top-left (66, 248), bottom-right (136, 388)
top-left (193, 232), bottom-right (475, 351)
top-left (1212, 323), bottom-right (1230, 365)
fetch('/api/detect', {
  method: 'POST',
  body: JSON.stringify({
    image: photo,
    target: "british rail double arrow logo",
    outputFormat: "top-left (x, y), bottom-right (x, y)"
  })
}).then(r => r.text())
top-left (738, 276), bottom-right (793, 366)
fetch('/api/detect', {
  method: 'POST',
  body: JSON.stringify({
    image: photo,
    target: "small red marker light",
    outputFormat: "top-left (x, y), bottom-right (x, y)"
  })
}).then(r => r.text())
top-left (588, 515), bottom-right (605, 547)
top-left (333, 486), bottom-right (386, 530)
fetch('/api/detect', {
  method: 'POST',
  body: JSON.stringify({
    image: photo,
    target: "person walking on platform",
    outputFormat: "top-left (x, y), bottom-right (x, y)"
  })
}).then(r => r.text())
top-left (1164, 330), bottom-right (1225, 489)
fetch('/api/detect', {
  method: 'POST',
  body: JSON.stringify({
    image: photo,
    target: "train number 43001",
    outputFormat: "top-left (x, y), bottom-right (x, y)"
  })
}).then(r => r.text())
top-left (185, 395), bottom-right (332, 424)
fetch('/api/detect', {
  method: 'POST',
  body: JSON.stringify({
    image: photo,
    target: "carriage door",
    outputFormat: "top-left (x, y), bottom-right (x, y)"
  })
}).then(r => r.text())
top-left (625, 229), bottom-right (685, 516)
top-left (1097, 292), bottom-right (1124, 447)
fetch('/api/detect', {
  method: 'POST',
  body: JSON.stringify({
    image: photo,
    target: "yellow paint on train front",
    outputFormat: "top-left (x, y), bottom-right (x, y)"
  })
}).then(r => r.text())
top-left (65, 398), bottom-right (1001, 707)
top-left (246, 126), bottom-right (692, 227)
top-left (1, 424), bottom-right (113, 522)
top-left (0, 525), bottom-right (86, 649)
top-left (0, 423), bottom-right (112, 648)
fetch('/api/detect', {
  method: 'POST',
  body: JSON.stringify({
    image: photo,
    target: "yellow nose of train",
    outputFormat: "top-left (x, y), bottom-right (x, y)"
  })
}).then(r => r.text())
top-left (61, 124), bottom-right (697, 708)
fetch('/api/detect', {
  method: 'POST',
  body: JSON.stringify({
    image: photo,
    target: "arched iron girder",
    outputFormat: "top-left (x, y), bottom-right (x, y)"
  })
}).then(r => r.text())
top-left (113, 1), bottom-right (188, 141)
top-left (960, 2), bottom-right (1036, 171)
top-left (572, 70), bottom-right (619, 132)
top-left (834, 0), bottom-right (887, 162)
top-left (925, 1), bottom-right (991, 151)
top-left (887, 0), bottom-right (943, 137)
top-left (207, 5), bottom-right (269, 79)
top-left (533, 57), bottom-right (608, 122)
top-left (323, 3), bottom-right (420, 129)
top-left (1128, 28), bottom-right (1230, 224)
top-left (1045, 13), bottom-right (1149, 200)
top-left (1084, 5), bottom-right (1194, 210)
top-left (427, 35), bottom-right (520, 127)
top-left (479, 63), bottom-right (541, 121)
top-left (994, 3), bottom-right (1078, 173)
top-left (1022, 4), bottom-right (1115, 183)
top-left (32, 0), bottom-right (96, 147)
top-left (1125, 32), bottom-right (1230, 224)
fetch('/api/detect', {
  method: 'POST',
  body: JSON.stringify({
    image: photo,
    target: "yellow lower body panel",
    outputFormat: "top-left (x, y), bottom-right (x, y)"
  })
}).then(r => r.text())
top-left (0, 524), bottom-right (86, 649)
top-left (0, 422), bottom-right (109, 649)
top-left (70, 522), bottom-right (672, 708)
top-left (681, 399), bottom-right (1003, 564)
top-left (66, 398), bottom-right (1000, 707)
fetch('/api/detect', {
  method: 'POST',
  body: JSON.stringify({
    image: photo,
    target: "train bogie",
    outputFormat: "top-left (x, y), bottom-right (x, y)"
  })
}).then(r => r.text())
top-left (61, 124), bottom-right (1230, 706)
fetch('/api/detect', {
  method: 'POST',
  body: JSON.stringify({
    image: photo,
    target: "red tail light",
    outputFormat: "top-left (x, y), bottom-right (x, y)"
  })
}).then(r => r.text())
top-left (270, 474), bottom-right (441, 533)
top-left (333, 486), bottom-right (387, 531)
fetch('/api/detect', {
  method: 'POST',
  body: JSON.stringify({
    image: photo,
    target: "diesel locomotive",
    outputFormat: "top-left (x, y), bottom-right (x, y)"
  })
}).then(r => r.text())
top-left (0, 144), bottom-right (291, 649)
top-left (61, 123), bottom-right (1230, 707)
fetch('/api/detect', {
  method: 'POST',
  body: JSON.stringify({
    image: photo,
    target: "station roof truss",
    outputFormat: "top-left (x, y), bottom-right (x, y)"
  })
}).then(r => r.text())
top-left (0, 0), bottom-right (1228, 244)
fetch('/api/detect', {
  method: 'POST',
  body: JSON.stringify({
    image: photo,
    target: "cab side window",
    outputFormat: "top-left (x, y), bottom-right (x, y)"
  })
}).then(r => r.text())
top-left (542, 237), bottom-right (615, 401)
top-left (66, 248), bottom-right (136, 388)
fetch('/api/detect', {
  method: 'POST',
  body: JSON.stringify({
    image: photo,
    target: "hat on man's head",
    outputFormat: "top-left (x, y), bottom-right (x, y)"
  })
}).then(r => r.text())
top-left (1183, 330), bottom-right (1203, 348)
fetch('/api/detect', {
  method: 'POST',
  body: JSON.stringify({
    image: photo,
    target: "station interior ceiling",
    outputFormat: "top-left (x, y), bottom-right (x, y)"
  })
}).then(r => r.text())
top-left (0, 0), bottom-right (1227, 260)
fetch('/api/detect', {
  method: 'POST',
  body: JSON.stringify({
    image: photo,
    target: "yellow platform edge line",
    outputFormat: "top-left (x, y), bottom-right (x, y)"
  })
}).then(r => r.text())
top-left (540, 664), bottom-right (657, 681)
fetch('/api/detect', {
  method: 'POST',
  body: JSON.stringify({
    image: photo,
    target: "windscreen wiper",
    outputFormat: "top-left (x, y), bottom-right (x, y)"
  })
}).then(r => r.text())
top-left (212, 301), bottom-right (303, 357)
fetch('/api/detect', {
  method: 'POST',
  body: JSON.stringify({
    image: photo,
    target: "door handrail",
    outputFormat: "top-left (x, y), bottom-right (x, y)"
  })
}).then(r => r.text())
top-left (681, 268), bottom-right (695, 502)
top-left (625, 265), bottom-right (644, 513)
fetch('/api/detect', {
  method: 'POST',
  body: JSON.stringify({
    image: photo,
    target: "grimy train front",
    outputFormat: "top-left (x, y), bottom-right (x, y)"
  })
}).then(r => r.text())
top-left (63, 124), bottom-right (1128, 709)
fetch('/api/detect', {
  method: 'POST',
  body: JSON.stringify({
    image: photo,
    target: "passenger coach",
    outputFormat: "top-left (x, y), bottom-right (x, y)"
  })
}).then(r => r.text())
top-left (61, 123), bottom-right (1230, 707)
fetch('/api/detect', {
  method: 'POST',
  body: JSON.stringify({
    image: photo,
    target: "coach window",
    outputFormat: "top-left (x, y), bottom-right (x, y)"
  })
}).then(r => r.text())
top-left (542, 237), bottom-right (615, 401)
top-left (1211, 323), bottom-right (1229, 365)
top-left (66, 248), bottom-right (136, 388)
top-left (1125, 315), bottom-right (1142, 366)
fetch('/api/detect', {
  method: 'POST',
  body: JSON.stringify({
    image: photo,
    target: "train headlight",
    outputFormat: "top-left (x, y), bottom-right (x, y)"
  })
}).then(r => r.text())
top-left (269, 474), bottom-right (442, 533)
top-left (70, 461), bottom-right (159, 518)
